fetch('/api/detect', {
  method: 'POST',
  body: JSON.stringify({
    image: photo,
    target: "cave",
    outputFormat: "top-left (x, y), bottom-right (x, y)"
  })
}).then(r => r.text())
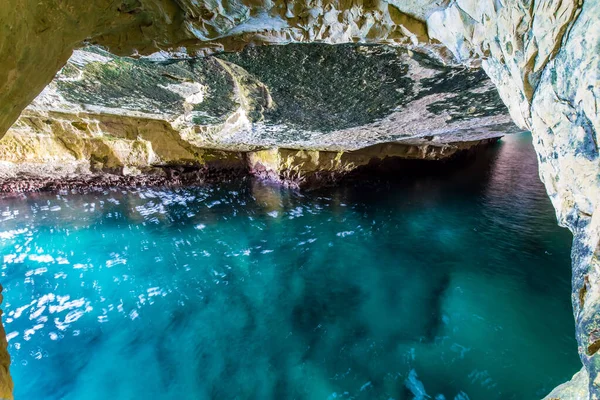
top-left (0, 0), bottom-right (598, 398)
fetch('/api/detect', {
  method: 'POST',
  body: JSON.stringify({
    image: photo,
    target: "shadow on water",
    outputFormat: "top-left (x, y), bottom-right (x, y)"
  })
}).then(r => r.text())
top-left (0, 133), bottom-right (579, 400)
top-left (330, 139), bottom-right (505, 201)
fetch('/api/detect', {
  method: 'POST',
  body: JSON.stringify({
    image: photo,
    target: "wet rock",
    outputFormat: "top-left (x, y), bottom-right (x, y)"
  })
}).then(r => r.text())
top-left (0, 285), bottom-right (11, 400)
top-left (0, 165), bottom-right (248, 194)
top-left (0, 138), bottom-right (499, 193)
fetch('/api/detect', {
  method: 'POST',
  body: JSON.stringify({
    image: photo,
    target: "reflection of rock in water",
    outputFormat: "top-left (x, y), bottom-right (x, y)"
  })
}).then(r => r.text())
top-left (250, 179), bottom-right (283, 213)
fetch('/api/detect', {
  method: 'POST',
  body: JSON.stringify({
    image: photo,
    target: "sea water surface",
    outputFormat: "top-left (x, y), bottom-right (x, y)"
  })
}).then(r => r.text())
top-left (0, 133), bottom-right (580, 399)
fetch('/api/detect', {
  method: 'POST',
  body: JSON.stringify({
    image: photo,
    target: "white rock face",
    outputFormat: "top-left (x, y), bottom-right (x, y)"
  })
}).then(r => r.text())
top-left (427, 0), bottom-right (600, 396)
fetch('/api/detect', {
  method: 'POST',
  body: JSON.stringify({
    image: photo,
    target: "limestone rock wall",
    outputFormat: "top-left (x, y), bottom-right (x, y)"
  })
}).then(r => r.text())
top-left (0, 0), bottom-right (452, 138)
top-left (426, 1), bottom-right (600, 396)
top-left (21, 45), bottom-right (514, 150)
top-left (0, 286), bottom-right (11, 400)
top-left (0, 0), bottom-right (171, 143)
top-left (545, 368), bottom-right (590, 400)
top-left (0, 112), bottom-right (247, 179)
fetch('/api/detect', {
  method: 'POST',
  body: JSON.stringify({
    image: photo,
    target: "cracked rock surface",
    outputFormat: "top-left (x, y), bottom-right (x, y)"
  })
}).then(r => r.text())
top-left (0, 44), bottom-right (515, 180)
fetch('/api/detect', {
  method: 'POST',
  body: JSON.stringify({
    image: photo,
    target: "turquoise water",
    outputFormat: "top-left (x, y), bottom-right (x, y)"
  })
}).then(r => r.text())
top-left (0, 133), bottom-right (580, 399)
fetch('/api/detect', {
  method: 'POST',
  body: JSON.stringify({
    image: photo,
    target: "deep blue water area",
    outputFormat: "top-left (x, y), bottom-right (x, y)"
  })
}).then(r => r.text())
top-left (0, 133), bottom-right (580, 399)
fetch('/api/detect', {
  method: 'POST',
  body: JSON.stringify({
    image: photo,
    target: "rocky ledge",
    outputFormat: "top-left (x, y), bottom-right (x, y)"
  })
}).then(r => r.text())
top-left (247, 138), bottom-right (499, 189)
top-left (0, 44), bottom-right (515, 191)
top-left (0, 137), bottom-right (499, 192)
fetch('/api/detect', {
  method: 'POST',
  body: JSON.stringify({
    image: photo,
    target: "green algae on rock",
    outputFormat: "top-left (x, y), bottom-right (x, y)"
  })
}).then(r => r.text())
top-left (219, 44), bottom-right (508, 131)
top-left (24, 44), bottom-right (515, 149)
top-left (0, 0), bottom-right (443, 141)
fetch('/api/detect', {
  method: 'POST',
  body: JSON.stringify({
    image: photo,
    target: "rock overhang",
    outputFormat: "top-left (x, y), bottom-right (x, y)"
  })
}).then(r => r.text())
top-left (0, 43), bottom-right (519, 187)
top-left (16, 43), bottom-right (517, 150)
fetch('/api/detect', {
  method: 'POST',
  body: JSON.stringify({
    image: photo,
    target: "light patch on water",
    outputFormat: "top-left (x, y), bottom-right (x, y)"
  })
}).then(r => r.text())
top-left (105, 254), bottom-right (127, 268)
top-left (0, 228), bottom-right (28, 239)
top-left (28, 255), bottom-right (54, 263)
top-left (4, 253), bottom-right (26, 264)
top-left (336, 231), bottom-right (354, 237)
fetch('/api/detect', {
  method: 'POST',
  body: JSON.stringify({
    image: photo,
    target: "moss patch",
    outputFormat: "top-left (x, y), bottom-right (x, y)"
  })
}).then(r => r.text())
top-left (56, 48), bottom-right (238, 120)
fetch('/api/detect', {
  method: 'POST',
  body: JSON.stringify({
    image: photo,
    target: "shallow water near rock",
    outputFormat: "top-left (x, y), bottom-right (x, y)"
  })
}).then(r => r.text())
top-left (0, 132), bottom-right (580, 399)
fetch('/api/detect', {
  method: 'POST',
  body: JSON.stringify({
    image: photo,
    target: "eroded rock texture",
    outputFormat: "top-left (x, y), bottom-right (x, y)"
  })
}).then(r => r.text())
top-left (247, 139), bottom-right (498, 188)
top-left (545, 368), bottom-right (590, 400)
top-left (427, 1), bottom-right (600, 397)
top-left (0, 44), bottom-right (513, 183)
top-left (0, 286), bottom-right (11, 400)
top-left (1, 0), bottom-right (599, 398)
top-left (0, 0), bottom-right (451, 138)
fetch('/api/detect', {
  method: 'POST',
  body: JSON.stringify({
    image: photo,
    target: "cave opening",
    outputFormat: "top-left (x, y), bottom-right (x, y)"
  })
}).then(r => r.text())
top-left (0, 0), bottom-right (598, 396)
